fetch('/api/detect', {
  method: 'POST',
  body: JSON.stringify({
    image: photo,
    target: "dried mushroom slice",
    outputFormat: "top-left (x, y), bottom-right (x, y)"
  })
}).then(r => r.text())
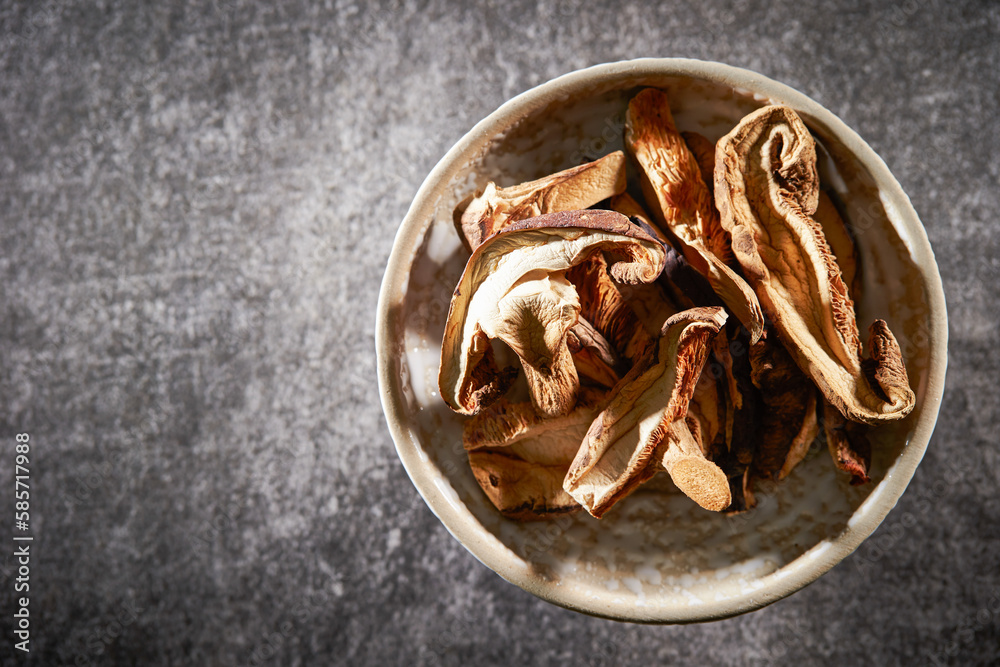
top-left (815, 190), bottom-right (861, 299)
top-left (625, 88), bottom-right (764, 343)
top-left (492, 272), bottom-right (582, 417)
top-left (468, 453), bottom-right (580, 520)
top-left (822, 399), bottom-right (873, 485)
top-left (681, 131), bottom-right (717, 199)
top-left (749, 331), bottom-right (820, 481)
top-left (439, 209), bottom-right (666, 416)
top-left (563, 307), bottom-right (730, 517)
top-left (566, 317), bottom-right (621, 389)
top-left (458, 151), bottom-right (628, 250)
top-left (711, 327), bottom-right (757, 466)
top-left (465, 392), bottom-right (603, 520)
top-left (464, 389), bottom-right (604, 457)
top-left (565, 252), bottom-right (653, 366)
top-left (714, 104), bottom-right (915, 424)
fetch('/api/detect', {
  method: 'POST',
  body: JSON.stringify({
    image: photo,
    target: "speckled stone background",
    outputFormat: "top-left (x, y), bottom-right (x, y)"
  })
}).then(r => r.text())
top-left (0, 0), bottom-right (997, 665)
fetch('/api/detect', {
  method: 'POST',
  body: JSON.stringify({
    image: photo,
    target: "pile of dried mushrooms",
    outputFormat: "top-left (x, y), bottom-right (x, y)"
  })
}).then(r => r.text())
top-left (438, 89), bottom-right (915, 521)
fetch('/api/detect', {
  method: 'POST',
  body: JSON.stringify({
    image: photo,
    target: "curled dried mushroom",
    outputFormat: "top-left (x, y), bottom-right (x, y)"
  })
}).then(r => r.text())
top-left (714, 104), bottom-right (915, 425)
top-left (626, 88), bottom-right (765, 343)
top-left (438, 209), bottom-right (665, 417)
top-left (563, 307), bottom-right (730, 517)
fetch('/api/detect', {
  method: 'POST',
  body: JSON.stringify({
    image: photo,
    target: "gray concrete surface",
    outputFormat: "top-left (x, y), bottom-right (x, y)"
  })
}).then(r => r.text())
top-left (0, 0), bottom-right (997, 665)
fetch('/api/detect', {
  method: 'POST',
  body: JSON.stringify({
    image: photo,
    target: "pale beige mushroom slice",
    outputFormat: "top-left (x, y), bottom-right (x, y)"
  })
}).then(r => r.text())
top-left (563, 307), bottom-right (730, 517)
top-left (439, 209), bottom-right (666, 416)
top-left (625, 88), bottom-right (765, 343)
top-left (457, 151), bottom-right (628, 250)
top-left (464, 391), bottom-right (605, 520)
top-left (714, 104), bottom-right (915, 424)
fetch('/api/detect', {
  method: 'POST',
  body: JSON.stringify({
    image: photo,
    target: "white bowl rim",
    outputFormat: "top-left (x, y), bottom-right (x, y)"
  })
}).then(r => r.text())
top-left (375, 57), bottom-right (948, 623)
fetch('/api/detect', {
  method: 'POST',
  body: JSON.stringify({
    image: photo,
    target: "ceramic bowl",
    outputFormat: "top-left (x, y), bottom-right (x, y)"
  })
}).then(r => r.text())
top-left (375, 58), bottom-right (947, 622)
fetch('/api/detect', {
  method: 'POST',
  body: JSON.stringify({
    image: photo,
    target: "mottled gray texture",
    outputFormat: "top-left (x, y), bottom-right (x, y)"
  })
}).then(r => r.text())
top-left (0, 0), bottom-right (997, 665)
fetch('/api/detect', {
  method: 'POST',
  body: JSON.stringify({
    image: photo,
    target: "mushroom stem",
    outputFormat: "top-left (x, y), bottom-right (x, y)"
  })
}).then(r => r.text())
top-left (657, 420), bottom-right (731, 512)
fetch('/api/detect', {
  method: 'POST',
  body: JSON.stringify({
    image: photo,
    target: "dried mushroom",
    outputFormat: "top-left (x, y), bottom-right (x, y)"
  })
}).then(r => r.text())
top-left (563, 307), bottom-right (730, 517)
top-left (714, 104), bottom-right (915, 424)
top-left (566, 317), bottom-right (621, 389)
top-left (625, 88), bottom-right (765, 343)
top-left (822, 399), bottom-right (873, 485)
top-left (464, 392), bottom-right (604, 520)
top-left (565, 252), bottom-right (653, 366)
top-left (457, 151), bottom-right (628, 250)
top-left (681, 131), bottom-right (717, 196)
top-left (653, 418), bottom-right (732, 513)
top-left (439, 209), bottom-right (666, 417)
top-left (749, 330), bottom-right (819, 481)
top-left (815, 190), bottom-right (861, 298)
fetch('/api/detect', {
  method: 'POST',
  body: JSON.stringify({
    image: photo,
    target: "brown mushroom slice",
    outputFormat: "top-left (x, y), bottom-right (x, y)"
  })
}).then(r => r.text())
top-left (465, 393), bottom-right (603, 520)
top-left (610, 191), bottom-right (653, 223)
top-left (689, 364), bottom-right (726, 462)
top-left (613, 190), bottom-right (720, 314)
top-left (457, 151), bottom-right (628, 250)
top-left (822, 399), bottom-right (873, 485)
top-left (749, 330), bottom-right (820, 481)
top-left (724, 467), bottom-right (756, 514)
top-left (709, 326), bottom-right (762, 512)
top-left (491, 272), bottom-right (582, 417)
top-left (464, 389), bottom-right (604, 457)
top-left (468, 453), bottom-right (579, 521)
top-left (707, 327), bottom-right (757, 484)
top-left (681, 131), bottom-right (717, 197)
top-left (714, 104), bottom-right (915, 424)
top-left (815, 190), bottom-right (861, 299)
top-left (609, 192), bottom-right (686, 333)
top-left (625, 88), bottom-right (764, 342)
top-left (563, 307), bottom-right (730, 517)
top-left (567, 317), bottom-right (621, 389)
top-left (565, 252), bottom-right (653, 366)
top-left (439, 209), bottom-right (666, 416)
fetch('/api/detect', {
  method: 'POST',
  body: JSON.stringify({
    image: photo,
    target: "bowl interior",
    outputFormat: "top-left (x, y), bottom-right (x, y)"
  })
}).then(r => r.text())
top-left (378, 61), bottom-right (944, 622)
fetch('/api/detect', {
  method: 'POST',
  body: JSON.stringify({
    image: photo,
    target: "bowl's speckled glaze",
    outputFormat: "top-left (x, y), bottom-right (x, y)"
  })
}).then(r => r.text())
top-left (376, 59), bottom-right (947, 623)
